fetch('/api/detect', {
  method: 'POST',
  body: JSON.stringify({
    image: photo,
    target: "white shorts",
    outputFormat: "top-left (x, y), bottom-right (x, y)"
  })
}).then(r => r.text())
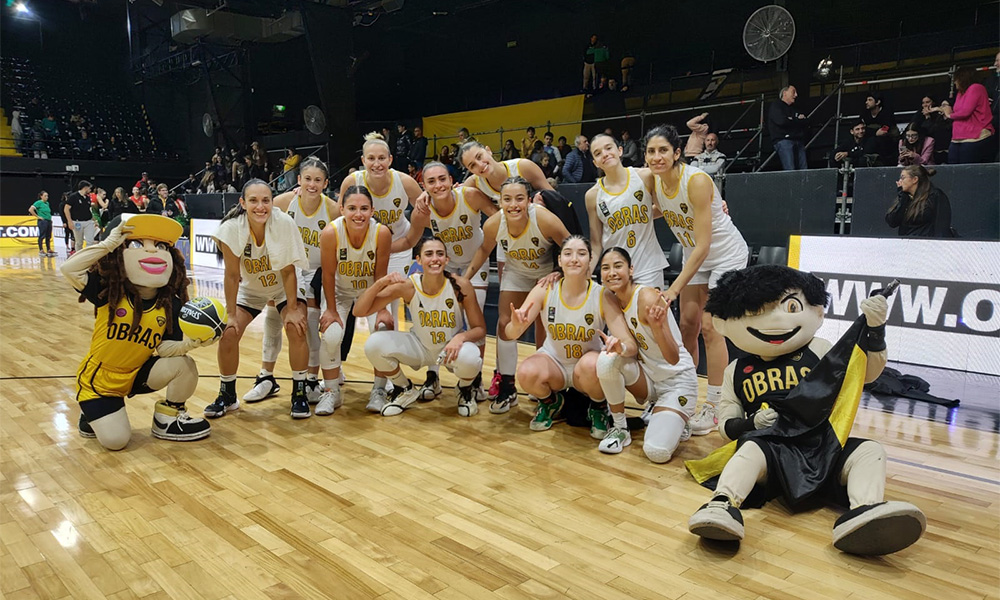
top-left (389, 250), bottom-right (413, 277)
top-left (643, 368), bottom-right (699, 417)
top-left (448, 261), bottom-right (490, 289)
top-left (633, 269), bottom-right (665, 290)
top-left (500, 267), bottom-right (547, 293)
top-left (537, 347), bottom-right (576, 391)
top-left (687, 250), bottom-right (749, 288)
top-left (237, 285), bottom-right (288, 313)
top-left (495, 243), bottom-right (506, 264)
top-left (299, 268), bottom-right (320, 301)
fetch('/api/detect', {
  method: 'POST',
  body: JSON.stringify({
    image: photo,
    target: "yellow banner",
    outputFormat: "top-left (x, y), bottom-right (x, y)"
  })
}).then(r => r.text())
top-left (421, 95), bottom-right (585, 161)
top-left (0, 216), bottom-right (44, 248)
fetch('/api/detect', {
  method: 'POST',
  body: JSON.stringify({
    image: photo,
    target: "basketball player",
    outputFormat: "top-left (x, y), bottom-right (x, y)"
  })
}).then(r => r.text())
top-left (463, 177), bottom-right (570, 414)
top-left (356, 237), bottom-right (486, 417)
top-left (62, 214), bottom-right (211, 449)
top-left (318, 185), bottom-right (393, 413)
top-left (205, 179), bottom-right (311, 419)
top-left (646, 124), bottom-right (749, 436)
top-left (396, 161), bottom-right (496, 401)
top-left (505, 236), bottom-right (637, 435)
top-left (596, 247), bottom-right (699, 461)
top-left (244, 158), bottom-right (342, 415)
top-left (586, 133), bottom-right (669, 287)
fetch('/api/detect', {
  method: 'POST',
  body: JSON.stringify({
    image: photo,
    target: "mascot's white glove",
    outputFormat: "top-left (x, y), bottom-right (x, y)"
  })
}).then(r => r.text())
top-left (860, 295), bottom-right (888, 327)
top-left (99, 220), bottom-right (132, 250)
top-left (156, 336), bottom-right (208, 358)
top-left (753, 407), bottom-right (778, 429)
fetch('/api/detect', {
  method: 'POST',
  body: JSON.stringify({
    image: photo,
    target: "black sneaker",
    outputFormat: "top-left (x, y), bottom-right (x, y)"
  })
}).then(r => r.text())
top-left (418, 370), bottom-right (442, 401)
top-left (688, 495), bottom-right (745, 541)
top-left (79, 414), bottom-right (96, 438)
top-left (204, 393), bottom-right (239, 418)
top-left (290, 394), bottom-right (311, 419)
top-left (832, 501), bottom-right (926, 555)
top-left (151, 402), bottom-right (211, 441)
top-left (490, 375), bottom-right (519, 414)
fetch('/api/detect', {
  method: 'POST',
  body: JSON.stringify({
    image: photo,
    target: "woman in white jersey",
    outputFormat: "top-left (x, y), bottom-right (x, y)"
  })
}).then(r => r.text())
top-left (396, 161), bottom-right (497, 401)
top-left (319, 185), bottom-right (393, 413)
top-left (506, 236), bottom-right (637, 434)
top-left (244, 158), bottom-right (341, 414)
top-left (205, 179), bottom-right (311, 420)
top-left (645, 124), bottom-right (749, 436)
top-left (596, 247), bottom-right (699, 462)
top-left (585, 133), bottom-right (669, 287)
top-left (463, 177), bottom-right (570, 415)
top-left (356, 237), bottom-right (486, 417)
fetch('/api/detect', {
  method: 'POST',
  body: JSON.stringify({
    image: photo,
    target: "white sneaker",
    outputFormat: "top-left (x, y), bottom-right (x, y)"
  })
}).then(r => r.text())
top-left (306, 379), bottom-right (322, 404)
top-left (680, 420), bottom-right (692, 442)
top-left (381, 384), bottom-right (420, 417)
top-left (366, 387), bottom-right (388, 413)
top-left (598, 427), bottom-right (631, 454)
top-left (418, 371), bottom-right (442, 401)
top-left (457, 385), bottom-right (478, 417)
top-left (689, 403), bottom-right (718, 436)
top-left (315, 388), bottom-right (340, 416)
top-left (243, 375), bottom-right (280, 403)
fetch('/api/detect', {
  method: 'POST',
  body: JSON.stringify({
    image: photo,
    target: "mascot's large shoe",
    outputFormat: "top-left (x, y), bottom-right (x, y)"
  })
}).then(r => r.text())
top-left (832, 501), bottom-right (926, 555)
top-left (688, 496), bottom-right (745, 542)
top-left (152, 401), bottom-right (212, 441)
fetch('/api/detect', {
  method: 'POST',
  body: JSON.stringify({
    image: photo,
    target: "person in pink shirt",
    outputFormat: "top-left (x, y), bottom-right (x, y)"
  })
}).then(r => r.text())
top-left (898, 125), bottom-right (935, 166)
top-left (943, 67), bottom-right (995, 163)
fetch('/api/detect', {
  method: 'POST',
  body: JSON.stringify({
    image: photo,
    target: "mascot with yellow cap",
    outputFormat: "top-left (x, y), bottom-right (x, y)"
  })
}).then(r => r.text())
top-left (685, 265), bottom-right (925, 555)
top-left (61, 214), bottom-right (211, 450)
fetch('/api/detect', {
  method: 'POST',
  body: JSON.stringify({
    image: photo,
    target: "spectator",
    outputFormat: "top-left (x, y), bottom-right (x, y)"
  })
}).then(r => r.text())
top-left (943, 66), bottom-right (995, 164)
top-left (28, 191), bottom-right (55, 257)
top-left (886, 165), bottom-right (952, 237)
top-left (690, 132), bottom-right (727, 177)
top-left (834, 121), bottom-right (876, 166)
top-left (861, 93), bottom-right (898, 165)
top-left (986, 50), bottom-right (1000, 153)
top-left (10, 110), bottom-right (23, 154)
top-left (135, 172), bottom-right (150, 191)
top-left (608, 78), bottom-right (619, 93)
top-left (556, 135), bottom-right (573, 172)
top-left (542, 131), bottom-right (561, 165)
top-left (250, 141), bottom-right (267, 179)
top-left (231, 157), bottom-right (247, 190)
top-left (520, 126), bottom-right (539, 159)
top-left (620, 49), bottom-right (635, 92)
top-left (562, 135), bottom-right (594, 183)
top-left (30, 122), bottom-right (47, 159)
top-left (619, 130), bottom-right (638, 167)
top-left (501, 139), bottom-right (520, 160)
top-left (56, 192), bottom-right (73, 249)
top-left (107, 135), bottom-right (121, 161)
top-left (76, 130), bottom-right (93, 158)
top-left (394, 123), bottom-right (413, 170)
top-left (63, 180), bottom-right (95, 255)
top-left (129, 186), bottom-right (146, 212)
top-left (538, 153), bottom-right (556, 179)
top-left (438, 146), bottom-right (460, 179)
top-left (768, 85), bottom-right (809, 170)
top-left (898, 125), bottom-right (934, 166)
top-left (583, 34), bottom-right (600, 92)
top-left (91, 188), bottom-right (108, 226)
top-left (382, 126), bottom-right (397, 151)
top-left (162, 187), bottom-right (189, 234)
top-left (410, 126), bottom-right (428, 168)
top-left (530, 140), bottom-right (546, 165)
top-left (147, 184), bottom-right (167, 215)
top-left (916, 96), bottom-right (952, 165)
top-left (407, 162), bottom-right (423, 186)
top-left (41, 113), bottom-right (59, 139)
top-left (211, 155), bottom-right (228, 186)
top-left (280, 148), bottom-right (301, 190)
top-left (456, 127), bottom-right (475, 145)
top-left (105, 187), bottom-right (132, 223)
top-left (23, 97), bottom-right (42, 128)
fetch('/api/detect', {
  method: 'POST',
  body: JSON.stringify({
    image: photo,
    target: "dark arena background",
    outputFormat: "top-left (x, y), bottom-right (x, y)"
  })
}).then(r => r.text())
top-left (0, 1), bottom-right (998, 599)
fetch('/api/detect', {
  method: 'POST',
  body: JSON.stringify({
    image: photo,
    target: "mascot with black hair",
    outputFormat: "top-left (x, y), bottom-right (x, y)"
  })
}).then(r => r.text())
top-left (685, 265), bottom-right (925, 556)
top-left (61, 214), bottom-right (212, 450)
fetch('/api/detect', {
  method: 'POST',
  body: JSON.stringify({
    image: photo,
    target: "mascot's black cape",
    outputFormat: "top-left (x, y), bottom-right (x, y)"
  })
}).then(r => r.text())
top-left (686, 315), bottom-right (871, 510)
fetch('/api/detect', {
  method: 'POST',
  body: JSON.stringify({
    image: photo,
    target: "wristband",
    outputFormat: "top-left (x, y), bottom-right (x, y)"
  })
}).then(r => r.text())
top-left (723, 416), bottom-right (755, 440)
top-left (860, 323), bottom-right (887, 352)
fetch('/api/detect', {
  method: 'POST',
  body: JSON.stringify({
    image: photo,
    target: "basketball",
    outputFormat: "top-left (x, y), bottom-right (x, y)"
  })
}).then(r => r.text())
top-left (178, 296), bottom-right (227, 343)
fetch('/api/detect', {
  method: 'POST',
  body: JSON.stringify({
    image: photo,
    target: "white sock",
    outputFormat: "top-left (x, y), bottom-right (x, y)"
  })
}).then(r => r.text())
top-left (258, 369), bottom-right (272, 378)
top-left (292, 370), bottom-right (307, 381)
top-left (389, 370), bottom-right (410, 388)
top-left (611, 411), bottom-right (627, 430)
top-left (706, 385), bottom-right (722, 407)
top-left (373, 376), bottom-right (387, 389)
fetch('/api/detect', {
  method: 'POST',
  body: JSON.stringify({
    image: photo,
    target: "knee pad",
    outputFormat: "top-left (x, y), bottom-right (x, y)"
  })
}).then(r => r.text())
top-left (262, 305), bottom-right (283, 363)
top-left (363, 331), bottom-right (400, 373)
top-left (451, 342), bottom-right (484, 381)
top-left (643, 411), bottom-right (685, 464)
top-left (306, 307), bottom-right (321, 367)
top-left (595, 351), bottom-right (623, 381)
top-left (320, 322), bottom-right (345, 370)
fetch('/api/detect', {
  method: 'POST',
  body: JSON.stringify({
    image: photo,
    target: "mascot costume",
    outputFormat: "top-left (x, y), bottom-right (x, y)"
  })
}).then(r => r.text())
top-left (61, 214), bottom-right (211, 450)
top-left (685, 265), bottom-right (925, 556)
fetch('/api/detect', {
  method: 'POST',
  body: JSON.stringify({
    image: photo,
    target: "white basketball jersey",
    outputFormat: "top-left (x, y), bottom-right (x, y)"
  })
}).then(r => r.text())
top-left (352, 169), bottom-right (411, 242)
top-left (474, 158), bottom-right (522, 202)
top-left (287, 193), bottom-right (335, 271)
top-left (595, 167), bottom-right (668, 278)
top-left (428, 187), bottom-right (484, 269)
top-left (238, 232), bottom-right (281, 296)
top-left (407, 274), bottom-right (465, 353)
top-left (496, 203), bottom-right (552, 279)
top-left (655, 164), bottom-right (747, 270)
top-left (332, 216), bottom-right (381, 298)
top-left (622, 284), bottom-right (694, 380)
top-left (541, 280), bottom-right (605, 366)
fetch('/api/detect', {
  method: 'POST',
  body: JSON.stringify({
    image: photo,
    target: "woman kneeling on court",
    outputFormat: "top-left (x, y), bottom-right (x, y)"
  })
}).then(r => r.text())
top-left (62, 214), bottom-right (211, 450)
top-left (505, 235), bottom-right (637, 435)
top-left (205, 179), bottom-right (311, 419)
top-left (356, 237), bottom-right (486, 416)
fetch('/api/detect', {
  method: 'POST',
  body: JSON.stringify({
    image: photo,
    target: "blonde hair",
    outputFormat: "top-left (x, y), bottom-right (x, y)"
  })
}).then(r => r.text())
top-left (362, 131), bottom-right (391, 154)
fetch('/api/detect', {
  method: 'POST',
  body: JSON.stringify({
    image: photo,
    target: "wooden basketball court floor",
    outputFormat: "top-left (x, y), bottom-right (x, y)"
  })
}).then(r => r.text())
top-left (1, 248), bottom-right (997, 600)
